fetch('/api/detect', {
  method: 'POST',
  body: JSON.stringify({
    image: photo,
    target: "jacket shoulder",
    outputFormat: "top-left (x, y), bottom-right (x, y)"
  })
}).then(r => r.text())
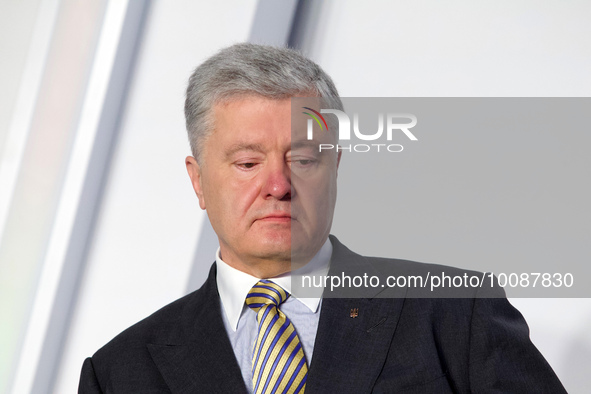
top-left (329, 235), bottom-right (501, 298)
top-left (88, 266), bottom-right (218, 389)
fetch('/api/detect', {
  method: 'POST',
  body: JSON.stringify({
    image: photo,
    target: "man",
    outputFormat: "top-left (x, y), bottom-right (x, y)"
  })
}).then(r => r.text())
top-left (79, 43), bottom-right (566, 393)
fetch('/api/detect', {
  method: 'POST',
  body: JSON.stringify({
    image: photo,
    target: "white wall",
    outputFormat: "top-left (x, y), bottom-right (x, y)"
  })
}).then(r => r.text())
top-left (52, 1), bottom-right (258, 393)
top-left (0, 0), bottom-right (43, 157)
top-left (0, 2), bottom-right (46, 390)
top-left (301, 0), bottom-right (591, 97)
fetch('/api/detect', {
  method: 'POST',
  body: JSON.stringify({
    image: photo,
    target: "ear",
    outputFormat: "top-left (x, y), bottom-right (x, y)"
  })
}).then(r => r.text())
top-left (185, 156), bottom-right (206, 210)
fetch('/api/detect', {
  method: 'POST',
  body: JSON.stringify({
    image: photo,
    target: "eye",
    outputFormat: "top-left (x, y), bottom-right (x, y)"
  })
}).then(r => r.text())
top-left (237, 162), bottom-right (257, 170)
top-left (290, 158), bottom-right (317, 169)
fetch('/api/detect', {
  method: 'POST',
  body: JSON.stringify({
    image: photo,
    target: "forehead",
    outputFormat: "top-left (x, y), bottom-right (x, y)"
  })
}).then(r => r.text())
top-left (212, 95), bottom-right (322, 121)
top-left (204, 97), bottom-right (291, 156)
top-left (212, 96), bottom-right (290, 137)
top-left (204, 96), bottom-right (331, 156)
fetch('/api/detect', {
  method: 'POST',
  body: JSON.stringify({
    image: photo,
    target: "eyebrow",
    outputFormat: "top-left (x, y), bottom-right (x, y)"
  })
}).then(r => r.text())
top-left (222, 140), bottom-right (320, 160)
top-left (223, 143), bottom-right (266, 159)
top-left (290, 140), bottom-right (320, 151)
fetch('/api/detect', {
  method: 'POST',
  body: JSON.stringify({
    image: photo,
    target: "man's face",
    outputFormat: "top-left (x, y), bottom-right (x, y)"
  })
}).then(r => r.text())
top-left (186, 96), bottom-right (340, 278)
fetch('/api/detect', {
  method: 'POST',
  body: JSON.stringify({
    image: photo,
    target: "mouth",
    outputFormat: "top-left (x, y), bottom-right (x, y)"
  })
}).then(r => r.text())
top-left (257, 213), bottom-right (293, 223)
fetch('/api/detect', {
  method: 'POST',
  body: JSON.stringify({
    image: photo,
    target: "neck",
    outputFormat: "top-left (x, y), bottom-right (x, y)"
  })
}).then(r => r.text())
top-left (218, 245), bottom-right (324, 279)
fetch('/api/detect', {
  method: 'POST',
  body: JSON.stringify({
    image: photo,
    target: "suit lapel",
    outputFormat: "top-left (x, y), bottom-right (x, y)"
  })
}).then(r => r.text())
top-left (306, 237), bottom-right (407, 393)
top-left (145, 238), bottom-right (406, 393)
top-left (147, 264), bottom-right (248, 394)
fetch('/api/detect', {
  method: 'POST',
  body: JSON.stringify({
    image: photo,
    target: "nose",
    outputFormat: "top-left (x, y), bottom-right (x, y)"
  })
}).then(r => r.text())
top-left (261, 158), bottom-right (292, 201)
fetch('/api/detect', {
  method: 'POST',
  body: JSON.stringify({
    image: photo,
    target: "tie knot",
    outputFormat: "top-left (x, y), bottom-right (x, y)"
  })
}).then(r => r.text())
top-left (245, 280), bottom-right (289, 311)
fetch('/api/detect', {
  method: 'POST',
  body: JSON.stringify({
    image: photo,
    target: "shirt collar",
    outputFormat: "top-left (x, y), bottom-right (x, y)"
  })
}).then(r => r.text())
top-left (216, 238), bottom-right (332, 331)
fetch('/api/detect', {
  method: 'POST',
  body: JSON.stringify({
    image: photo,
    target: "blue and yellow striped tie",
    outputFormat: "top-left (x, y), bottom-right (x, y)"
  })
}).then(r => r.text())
top-left (245, 280), bottom-right (308, 394)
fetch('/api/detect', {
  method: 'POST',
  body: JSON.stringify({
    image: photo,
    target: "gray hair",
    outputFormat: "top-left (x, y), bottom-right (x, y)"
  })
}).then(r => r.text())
top-left (184, 43), bottom-right (343, 163)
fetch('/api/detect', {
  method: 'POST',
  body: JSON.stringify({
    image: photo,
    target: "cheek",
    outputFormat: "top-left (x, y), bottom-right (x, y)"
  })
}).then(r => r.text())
top-left (224, 179), bottom-right (261, 216)
top-left (301, 179), bottom-right (336, 218)
top-left (320, 190), bottom-right (337, 221)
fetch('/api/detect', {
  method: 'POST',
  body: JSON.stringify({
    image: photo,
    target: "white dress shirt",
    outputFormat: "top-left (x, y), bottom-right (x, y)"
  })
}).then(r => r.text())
top-left (216, 238), bottom-right (332, 393)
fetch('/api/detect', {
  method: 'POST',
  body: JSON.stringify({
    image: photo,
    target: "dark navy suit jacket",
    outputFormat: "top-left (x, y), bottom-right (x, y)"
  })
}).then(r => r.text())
top-left (79, 236), bottom-right (566, 393)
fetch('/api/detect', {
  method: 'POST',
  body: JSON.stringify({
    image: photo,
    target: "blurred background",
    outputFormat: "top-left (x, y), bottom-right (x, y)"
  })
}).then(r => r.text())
top-left (1, 0), bottom-right (590, 393)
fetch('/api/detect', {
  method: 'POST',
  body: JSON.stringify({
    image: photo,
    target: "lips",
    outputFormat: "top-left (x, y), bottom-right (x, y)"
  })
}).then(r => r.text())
top-left (257, 212), bottom-right (293, 222)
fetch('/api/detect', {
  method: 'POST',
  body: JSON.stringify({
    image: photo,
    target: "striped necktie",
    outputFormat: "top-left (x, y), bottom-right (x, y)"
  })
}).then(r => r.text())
top-left (245, 280), bottom-right (308, 394)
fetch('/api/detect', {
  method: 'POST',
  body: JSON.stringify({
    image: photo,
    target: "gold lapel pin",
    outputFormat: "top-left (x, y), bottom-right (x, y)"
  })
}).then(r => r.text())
top-left (350, 308), bottom-right (359, 318)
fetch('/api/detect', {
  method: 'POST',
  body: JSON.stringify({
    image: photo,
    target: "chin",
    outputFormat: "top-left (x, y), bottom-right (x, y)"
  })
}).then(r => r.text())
top-left (254, 236), bottom-right (292, 260)
top-left (256, 227), bottom-right (291, 245)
